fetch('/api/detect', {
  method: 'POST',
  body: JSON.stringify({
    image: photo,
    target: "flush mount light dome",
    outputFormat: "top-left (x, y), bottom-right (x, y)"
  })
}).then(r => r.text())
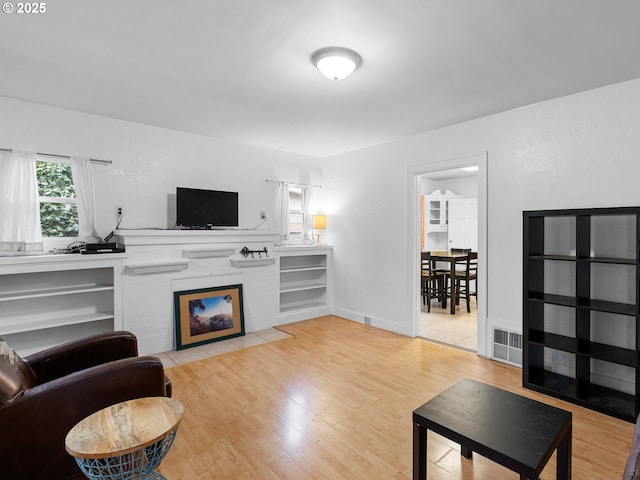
top-left (311, 46), bottom-right (362, 80)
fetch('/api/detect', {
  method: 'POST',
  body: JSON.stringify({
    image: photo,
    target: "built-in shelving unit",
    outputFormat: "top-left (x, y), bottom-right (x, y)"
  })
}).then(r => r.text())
top-left (523, 207), bottom-right (640, 422)
top-left (0, 254), bottom-right (124, 356)
top-left (275, 246), bottom-right (332, 324)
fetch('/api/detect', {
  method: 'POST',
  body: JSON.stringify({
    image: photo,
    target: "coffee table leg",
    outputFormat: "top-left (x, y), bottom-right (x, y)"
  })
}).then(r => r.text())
top-left (557, 425), bottom-right (572, 480)
top-left (461, 445), bottom-right (472, 459)
top-left (413, 423), bottom-right (427, 480)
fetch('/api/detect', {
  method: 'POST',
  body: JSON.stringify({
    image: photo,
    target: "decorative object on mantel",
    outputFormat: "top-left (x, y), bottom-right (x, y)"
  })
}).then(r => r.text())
top-left (174, 285), bottom-right (245, 350)
top-left (313, 215), bottom-right (326, 245)
top-left (240, 246), bottom-right (269, 258)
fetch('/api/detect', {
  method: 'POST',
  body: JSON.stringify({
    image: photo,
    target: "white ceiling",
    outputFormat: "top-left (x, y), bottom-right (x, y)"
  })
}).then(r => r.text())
top-left (1, 1), bottom-right (640, 158)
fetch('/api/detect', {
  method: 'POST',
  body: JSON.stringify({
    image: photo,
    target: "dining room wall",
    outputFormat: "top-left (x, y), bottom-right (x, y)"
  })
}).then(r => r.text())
top-left (319, 77), bottom-right (640, 356)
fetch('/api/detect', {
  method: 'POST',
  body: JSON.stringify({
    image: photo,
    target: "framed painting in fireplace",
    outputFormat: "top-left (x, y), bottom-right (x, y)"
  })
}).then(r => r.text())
top-left (174, 284), bottom-right (245, 350)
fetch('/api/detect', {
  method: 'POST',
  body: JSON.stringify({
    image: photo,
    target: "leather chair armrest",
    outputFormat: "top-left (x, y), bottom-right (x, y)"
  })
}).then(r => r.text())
top-left (0, 356), bottom-right (169, 480)
top-left (24, 331), bottom-right (139, 383)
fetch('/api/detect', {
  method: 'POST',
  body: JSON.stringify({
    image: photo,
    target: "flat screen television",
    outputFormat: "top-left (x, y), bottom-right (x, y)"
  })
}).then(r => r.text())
top-left (176, 187), bottom-right (238, 228)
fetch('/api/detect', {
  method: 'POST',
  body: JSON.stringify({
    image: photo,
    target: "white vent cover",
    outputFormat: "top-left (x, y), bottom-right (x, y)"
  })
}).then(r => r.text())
top-left (492, 327), bottom-right (523, 367)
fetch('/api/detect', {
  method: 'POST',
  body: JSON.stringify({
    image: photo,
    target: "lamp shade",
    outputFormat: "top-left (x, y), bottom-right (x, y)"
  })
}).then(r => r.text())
top-left (313, 215), bottom-right (327, 230)
top-left (311, 47), bottom-right (362, 80)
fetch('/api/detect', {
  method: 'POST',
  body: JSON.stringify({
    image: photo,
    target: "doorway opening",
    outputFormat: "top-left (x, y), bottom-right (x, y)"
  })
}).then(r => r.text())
top-left (407, 153), bottom-right (488, 356)
top-left (419, 168), bottom-right (478, 350)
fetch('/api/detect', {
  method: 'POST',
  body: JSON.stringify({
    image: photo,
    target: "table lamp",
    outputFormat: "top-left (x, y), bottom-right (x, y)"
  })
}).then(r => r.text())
top-left (312, 215), bottom-right (326, 245)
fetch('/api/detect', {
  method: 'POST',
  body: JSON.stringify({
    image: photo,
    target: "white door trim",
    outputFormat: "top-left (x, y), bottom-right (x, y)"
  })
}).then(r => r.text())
top-left (406, 152), bottom-right (488, 356)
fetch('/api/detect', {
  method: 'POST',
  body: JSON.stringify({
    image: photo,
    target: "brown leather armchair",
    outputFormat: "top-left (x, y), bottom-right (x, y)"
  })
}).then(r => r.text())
top-left (0, 331), bottom-right (172, 480)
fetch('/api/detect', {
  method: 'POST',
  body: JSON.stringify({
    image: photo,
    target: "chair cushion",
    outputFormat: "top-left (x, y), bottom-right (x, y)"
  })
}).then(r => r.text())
top-left (0, 338), bottom-right (36, 406)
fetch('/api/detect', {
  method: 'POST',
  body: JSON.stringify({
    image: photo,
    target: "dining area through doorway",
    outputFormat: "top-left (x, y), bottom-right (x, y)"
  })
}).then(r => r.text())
top-left (420, 249), bottom-right (478, 351)
top-left (419, 166), bottom-right (479, 352)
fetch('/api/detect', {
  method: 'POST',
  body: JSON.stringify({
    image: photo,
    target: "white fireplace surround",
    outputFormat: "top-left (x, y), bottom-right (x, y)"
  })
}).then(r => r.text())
top-left (113, 229), bottom-right (279, 355)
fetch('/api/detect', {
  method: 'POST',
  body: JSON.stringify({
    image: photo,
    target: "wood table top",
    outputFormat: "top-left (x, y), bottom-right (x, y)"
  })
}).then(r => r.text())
top-left (428, 250), bottom-right (468, 259)
top-left (65, 396), bottom-right (184, 459)
top-left (413, 378), bottom-right (572, 472)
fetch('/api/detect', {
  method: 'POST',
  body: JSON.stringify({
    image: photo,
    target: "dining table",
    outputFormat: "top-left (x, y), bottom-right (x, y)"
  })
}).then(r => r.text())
top-left (428, 250), bottom-right (469, 314)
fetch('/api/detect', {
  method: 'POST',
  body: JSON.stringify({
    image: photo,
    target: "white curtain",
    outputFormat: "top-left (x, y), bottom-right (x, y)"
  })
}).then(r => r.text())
top-left (0, 150), bottom-right (43, 252)
top-left (302, 186), bottom-right (313, 243)
top-left (275, 182), bottom-right (290, 244)
top-left (71, 156), bottom-right (103, 243)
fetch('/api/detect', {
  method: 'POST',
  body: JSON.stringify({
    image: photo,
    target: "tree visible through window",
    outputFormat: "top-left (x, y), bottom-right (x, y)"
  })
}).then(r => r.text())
top-left (36, 159), bottom-right (79, 237)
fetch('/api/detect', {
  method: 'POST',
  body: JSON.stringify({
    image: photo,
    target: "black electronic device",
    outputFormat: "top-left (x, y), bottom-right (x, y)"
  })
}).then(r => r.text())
top-left (176, 187), bottom-right (239, 228)
top-left (81, 243), bottom-right (125, 254)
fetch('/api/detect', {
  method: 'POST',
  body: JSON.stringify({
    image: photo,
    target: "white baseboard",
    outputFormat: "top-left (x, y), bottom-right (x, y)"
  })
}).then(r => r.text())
top-left (332, 307), bottom-right (409, 335)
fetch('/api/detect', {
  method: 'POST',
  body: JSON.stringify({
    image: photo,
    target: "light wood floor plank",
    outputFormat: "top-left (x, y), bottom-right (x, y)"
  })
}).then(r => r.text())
top-left (158, 316), bottom-right (633, 479)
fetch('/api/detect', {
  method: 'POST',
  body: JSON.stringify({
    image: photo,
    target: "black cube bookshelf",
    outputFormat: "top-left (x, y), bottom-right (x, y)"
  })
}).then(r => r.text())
top-left (523, 207), bottom-right (640, 422)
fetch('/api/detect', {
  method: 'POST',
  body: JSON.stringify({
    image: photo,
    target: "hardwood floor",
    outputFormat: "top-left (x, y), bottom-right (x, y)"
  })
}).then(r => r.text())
top-left (158, 316), bottom-right (633, 479)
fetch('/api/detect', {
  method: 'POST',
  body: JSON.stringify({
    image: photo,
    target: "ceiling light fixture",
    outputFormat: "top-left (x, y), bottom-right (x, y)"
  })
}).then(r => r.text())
top-left (461, 166), bottom-right (479, 172)
top-left (311, 47), bottom-right (362, 81)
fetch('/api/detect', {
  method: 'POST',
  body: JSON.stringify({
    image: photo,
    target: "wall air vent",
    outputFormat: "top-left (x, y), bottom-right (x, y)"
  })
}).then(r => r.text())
top-left (492, 327), bottom-right (523, 367)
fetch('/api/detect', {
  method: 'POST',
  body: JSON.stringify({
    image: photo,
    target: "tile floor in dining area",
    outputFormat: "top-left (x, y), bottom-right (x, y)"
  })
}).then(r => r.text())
top-left (420, 296), bottom-right (478, 351)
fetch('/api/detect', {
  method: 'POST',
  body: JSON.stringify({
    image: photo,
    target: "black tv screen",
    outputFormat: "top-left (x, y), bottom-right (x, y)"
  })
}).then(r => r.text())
top-left (176, 187), bottom-right (238, 228)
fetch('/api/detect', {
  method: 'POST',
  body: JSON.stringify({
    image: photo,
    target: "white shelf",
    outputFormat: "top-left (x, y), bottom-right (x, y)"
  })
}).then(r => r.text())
top-left (125, 261), bottom-right (189, 275)
top-left (0, 257), bottom-right (123, 356)
top-left (281, 266), bottom-right (326, 273)
top-left (229, 255), bottom-right (275, 267)
top-left (1, 312), bottom-right (114, 336)
top-left (279, 301), bottom-right (327, 314)
top-left (280, 282), bottom-right (327, 293)
top-left (183, 247), bottom-right (235, 258)
top-left (0, 284), bottom-right (114, 302)
top-left (276, 248), bottom-right (331, 320)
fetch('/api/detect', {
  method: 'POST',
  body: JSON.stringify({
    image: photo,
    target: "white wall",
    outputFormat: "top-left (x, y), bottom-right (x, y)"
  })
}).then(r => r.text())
top-left (319, 78), bottom-right (640, 347)
top-left (4, 76), bottom-right (640, 354)
top-left (0, 96), bottom-right (320, 238)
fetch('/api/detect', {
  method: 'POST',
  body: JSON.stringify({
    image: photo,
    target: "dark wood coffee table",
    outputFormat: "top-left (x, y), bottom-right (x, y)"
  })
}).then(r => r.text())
top-left (413, 378), bottom-right (572, 480)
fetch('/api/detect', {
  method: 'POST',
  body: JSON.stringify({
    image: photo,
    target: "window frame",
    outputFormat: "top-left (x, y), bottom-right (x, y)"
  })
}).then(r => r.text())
top-left (287, 185), bottom-right (305, 240)
top-left (36, 155), bottom-right (80, 244)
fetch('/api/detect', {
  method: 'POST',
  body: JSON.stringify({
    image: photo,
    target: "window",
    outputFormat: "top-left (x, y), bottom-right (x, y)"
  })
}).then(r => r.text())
top-left (36, 157), bottom-right (79, 237)
top-left (287, 185), bottom-right (305, 238)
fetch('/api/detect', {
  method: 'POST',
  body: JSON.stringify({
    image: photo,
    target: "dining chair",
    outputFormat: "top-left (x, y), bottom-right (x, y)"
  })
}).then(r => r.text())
top-left (453, 251), bottom-right (478, 312)
top-left (450, 248), bottom-right (471, 272)
top-left (421, 252), bottom-right (444, 312)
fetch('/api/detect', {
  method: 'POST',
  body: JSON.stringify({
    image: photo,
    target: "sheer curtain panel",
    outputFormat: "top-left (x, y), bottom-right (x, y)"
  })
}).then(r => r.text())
top-left (0, 150), bottom-right (43, 252)
top-left (275, 182), bottom-right (290, 244)
top-left (71, 156), bottom-right (102, 243)
top-left (302, 186), bottom-right (313, 243)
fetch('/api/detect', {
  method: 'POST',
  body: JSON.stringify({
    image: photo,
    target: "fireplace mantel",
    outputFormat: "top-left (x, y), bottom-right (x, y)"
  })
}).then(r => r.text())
top-left (113, 229), bottom-right (277, 246)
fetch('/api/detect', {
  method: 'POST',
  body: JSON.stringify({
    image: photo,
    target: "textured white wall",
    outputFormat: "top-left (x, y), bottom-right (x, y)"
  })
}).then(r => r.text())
top-left (3, 77), bottom-right (640, 354)
top-left (0, 96), bottom-right (320, 237)
top-left (319, 78), bottom-right (640, 349)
